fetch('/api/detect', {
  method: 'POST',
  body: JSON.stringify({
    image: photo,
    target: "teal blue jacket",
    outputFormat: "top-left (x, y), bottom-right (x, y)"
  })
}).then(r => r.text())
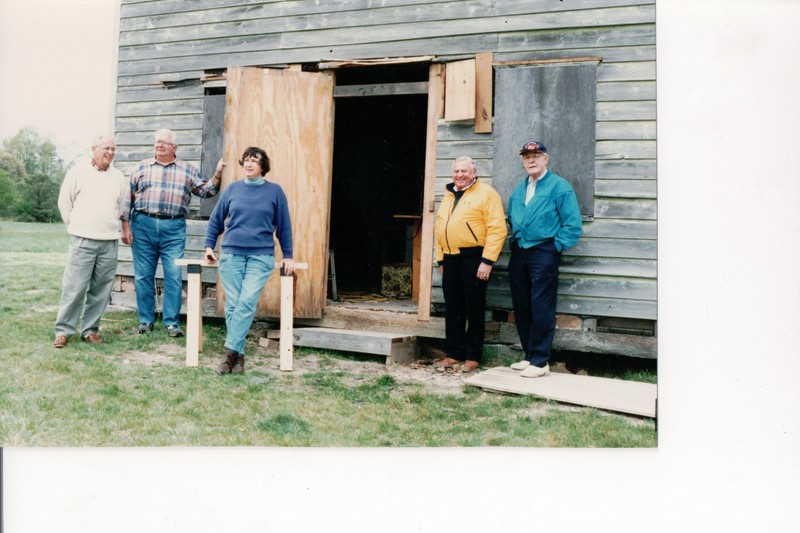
top-left (508, 170), bottom-right (582, 252)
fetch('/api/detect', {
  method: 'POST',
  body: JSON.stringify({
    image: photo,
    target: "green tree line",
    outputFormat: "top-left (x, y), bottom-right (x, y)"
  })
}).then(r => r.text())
top-left (0, 127), bottom-right (66, 222)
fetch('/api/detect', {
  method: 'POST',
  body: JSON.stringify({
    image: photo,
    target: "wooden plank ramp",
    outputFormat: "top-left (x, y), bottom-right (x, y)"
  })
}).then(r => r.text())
top-left (291, 327), bottom-right (417, 365)
top-left (464, 367), bottom-right (657, 418)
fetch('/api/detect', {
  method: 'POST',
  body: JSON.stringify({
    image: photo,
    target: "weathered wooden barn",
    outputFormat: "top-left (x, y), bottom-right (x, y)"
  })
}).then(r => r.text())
top-left (110, 0), bottom-right (657, 359)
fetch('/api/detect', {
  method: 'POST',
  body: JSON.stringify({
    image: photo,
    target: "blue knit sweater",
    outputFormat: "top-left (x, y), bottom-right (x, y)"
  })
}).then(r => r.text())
top-left (204, 179), bottom-right (293, 258)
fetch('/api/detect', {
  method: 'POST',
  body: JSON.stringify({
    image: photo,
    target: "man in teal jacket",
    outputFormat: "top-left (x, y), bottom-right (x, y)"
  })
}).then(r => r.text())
top-left (507, 141), bottom-right (582, 378)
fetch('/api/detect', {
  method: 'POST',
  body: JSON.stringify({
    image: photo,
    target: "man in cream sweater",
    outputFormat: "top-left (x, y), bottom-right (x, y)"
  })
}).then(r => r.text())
top-left (53, 135), bottom-right (127, 348)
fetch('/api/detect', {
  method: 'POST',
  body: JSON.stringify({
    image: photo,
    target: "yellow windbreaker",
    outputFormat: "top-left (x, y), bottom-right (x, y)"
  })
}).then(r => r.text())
top-left (434, 179), bottom-right (508, 263)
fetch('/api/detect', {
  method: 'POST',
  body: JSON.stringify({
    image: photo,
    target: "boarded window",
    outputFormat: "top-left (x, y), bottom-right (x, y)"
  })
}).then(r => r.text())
top-left (492, 62), bottom-right (597, 216)
top-left (199, 90), bottom-right (225, 218)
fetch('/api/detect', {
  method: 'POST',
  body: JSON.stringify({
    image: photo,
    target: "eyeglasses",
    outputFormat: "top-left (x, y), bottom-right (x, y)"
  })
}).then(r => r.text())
top-left (523, 151), bottom-right (546, 158)
top-left (155, 140), bottom-right (175, 146)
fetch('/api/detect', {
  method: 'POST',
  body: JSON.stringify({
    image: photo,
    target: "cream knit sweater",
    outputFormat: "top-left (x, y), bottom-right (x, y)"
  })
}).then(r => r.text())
top-left (58, 158), bottom-right (127, 240)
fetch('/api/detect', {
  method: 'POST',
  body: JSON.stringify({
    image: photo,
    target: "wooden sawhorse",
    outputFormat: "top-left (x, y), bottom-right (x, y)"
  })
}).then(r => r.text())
top-left (175, 258), bottom-right (307, 369)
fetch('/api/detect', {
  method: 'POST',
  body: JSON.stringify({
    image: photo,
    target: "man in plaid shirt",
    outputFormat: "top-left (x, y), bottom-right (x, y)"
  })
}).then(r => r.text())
top-left (121, 129), bottom-right (225, 337)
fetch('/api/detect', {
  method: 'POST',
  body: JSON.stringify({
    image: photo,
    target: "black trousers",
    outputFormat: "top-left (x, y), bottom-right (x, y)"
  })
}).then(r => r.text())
top-left (441, 251), bottom-right (488, 362)
top-left (508, 240), bottom-right (561, 367)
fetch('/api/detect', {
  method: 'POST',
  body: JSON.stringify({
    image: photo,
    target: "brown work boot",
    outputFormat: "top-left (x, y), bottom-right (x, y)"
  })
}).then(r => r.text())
top-left (217, 350), bottom-right (237, 375)
top-left (461, 360), bottom-right (480, 373)
top-left (433, 357), bottom-right (461, 369)
top-left (81, 332), bottom-right (103, 344)
top-left (231, 354), bottom-right (245, 375)
top-left (53, 335), bottom-right (68, 349)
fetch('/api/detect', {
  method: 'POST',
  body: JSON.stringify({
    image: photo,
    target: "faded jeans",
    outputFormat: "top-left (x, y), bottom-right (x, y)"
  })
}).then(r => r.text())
top-left (219, 252), bottom-right (275, 355)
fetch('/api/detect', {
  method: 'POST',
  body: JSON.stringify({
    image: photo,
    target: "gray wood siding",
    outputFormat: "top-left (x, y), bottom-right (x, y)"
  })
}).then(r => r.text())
top-left (114, 0), bottom-right (657, 322)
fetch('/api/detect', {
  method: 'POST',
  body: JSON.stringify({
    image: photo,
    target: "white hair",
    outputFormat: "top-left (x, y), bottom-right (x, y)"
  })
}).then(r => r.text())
top-left (91, 134), bottom-right (116, 148)
top-left (154, 128), bottom-right (177, 145)
top-left (451, 156), bottom-right (477, 172)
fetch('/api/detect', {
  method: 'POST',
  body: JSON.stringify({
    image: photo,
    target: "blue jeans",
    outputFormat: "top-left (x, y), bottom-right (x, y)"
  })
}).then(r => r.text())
top-left (219, 253), bottom-right (275, 355)
top-left (54, 236), bottom-right (118, 338)
top-left (508, 240), bottom-right (561, 367)
top-left (130, 214), bottom-right (186, 327)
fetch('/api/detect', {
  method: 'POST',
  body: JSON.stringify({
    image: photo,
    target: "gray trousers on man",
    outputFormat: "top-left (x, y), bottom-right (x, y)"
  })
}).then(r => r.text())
top-left (54, 236), bottom-right (118, 338)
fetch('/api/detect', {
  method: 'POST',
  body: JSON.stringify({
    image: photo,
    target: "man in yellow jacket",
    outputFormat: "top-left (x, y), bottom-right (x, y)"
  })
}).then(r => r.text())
top-left (434, 156), bottom-right (507, 372)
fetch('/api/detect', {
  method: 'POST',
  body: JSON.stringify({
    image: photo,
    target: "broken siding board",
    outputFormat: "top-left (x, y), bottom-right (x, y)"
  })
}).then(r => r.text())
top-left (497, 21), bottom-right (655, 52)
top-left (597, 61), bottom-right (656, 83)
top-left (497, 44), bottom-right (655, 66)
top-left (464, 368), bottom-right (657, 418)
top-left (333, 82), bottom-right (429, 97)
top-left (596, 140), bottom-right (657, 160)
top-left (116, 84), bottom-right (202, 103)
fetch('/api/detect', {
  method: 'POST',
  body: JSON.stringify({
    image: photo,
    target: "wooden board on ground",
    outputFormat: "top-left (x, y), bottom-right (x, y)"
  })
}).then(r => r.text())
top-left (464, 367), bottom-right (657, 418)
top-left (292, 327), bottom-right (417, 364)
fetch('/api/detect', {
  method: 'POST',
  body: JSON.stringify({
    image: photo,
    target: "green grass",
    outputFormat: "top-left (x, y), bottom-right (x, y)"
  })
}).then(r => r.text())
top-left (0, 221), bottom-right (656, 447)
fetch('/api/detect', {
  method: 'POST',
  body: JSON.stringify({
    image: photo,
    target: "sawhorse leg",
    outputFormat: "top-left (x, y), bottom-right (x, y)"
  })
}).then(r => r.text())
top-left (279, 262), bottom-right (308, 372)
top-left (279, 272), bottom-right (294, 371)
top-left (185, 263), bottom-right (203, 367)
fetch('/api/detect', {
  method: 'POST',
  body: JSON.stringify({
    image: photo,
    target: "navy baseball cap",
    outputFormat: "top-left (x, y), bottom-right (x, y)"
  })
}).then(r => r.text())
top-left (519, 141), bottom-right (547, 155)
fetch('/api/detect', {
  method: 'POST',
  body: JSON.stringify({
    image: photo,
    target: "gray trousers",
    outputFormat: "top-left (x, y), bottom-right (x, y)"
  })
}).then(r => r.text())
top-left (54, 236), bottom-right (118, 338)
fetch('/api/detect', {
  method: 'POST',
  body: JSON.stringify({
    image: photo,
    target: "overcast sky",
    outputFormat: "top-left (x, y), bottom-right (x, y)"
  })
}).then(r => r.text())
top-left (0, 0), bottom-right (118, 163)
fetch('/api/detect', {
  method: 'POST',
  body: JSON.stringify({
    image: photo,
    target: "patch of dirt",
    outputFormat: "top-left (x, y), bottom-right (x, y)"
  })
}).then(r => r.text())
top-left (111, 342), bottom-right (475, 396)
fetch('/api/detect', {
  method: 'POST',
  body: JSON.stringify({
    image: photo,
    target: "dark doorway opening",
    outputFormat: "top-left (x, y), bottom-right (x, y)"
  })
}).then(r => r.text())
top-left (330, 65), bottom-right (428, 295)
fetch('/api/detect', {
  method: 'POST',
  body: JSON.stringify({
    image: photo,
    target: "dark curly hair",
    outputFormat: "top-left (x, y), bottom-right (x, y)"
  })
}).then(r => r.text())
top-left (238, 146), bottom-right (270, 176)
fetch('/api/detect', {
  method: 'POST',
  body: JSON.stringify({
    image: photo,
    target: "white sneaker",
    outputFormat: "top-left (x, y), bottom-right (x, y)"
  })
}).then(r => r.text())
top-left (520, 364), bottom-right (550, 378)
top-left (510, 360), bottom-right (530, 371)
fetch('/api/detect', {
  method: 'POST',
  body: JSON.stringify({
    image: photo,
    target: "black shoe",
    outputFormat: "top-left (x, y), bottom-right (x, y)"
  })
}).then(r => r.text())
top-left (137, 323), bottom-right (154, 334)
top-left (166, 325), bottom-right (184, 338)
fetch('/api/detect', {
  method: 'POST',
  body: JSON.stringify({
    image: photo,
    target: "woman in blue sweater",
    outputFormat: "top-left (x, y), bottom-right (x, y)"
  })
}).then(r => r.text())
top-left (204, 146), bottom-right (294, 374)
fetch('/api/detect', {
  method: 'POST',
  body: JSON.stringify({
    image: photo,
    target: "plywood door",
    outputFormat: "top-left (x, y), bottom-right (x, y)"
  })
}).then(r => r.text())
top-left (220, 66), bottom-right (334, 319)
